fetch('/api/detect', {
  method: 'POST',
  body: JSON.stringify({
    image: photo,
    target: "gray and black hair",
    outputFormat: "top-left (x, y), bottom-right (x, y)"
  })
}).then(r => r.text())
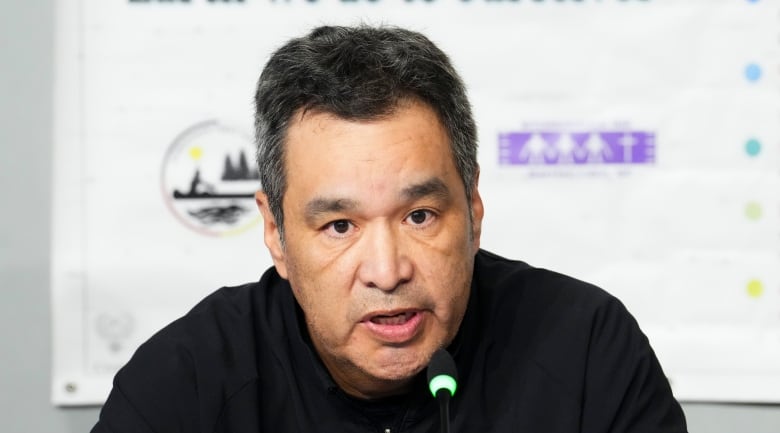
top-left (254, 25), bottom-right (477, 239)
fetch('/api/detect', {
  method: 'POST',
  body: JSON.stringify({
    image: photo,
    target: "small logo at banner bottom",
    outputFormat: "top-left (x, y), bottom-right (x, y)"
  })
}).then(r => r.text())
top-left (95, 312), bottom-right (134, 353)
top-left (499, 130), bottom-right (656, 166)
top-left (161, 120), bottom-right (261, 237)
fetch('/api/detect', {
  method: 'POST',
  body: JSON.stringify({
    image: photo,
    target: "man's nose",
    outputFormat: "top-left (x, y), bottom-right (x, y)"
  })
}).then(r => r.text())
top-left (356, 223), bottom-right (413, 292)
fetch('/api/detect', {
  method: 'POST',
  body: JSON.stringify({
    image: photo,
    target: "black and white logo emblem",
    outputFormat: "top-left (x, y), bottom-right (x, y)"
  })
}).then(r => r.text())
top-left (161, 120), bottom-right (261, 236)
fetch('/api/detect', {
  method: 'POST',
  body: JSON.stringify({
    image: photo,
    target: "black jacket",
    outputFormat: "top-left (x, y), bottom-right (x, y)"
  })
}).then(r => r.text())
top-left (92, 250), bottom-right (687, 433)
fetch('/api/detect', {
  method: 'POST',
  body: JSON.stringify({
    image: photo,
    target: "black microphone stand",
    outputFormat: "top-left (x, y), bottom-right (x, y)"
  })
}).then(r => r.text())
top-left (427, 349), bottom-right (458, 433)
top-left (435, 387), bottom-right (451, 433)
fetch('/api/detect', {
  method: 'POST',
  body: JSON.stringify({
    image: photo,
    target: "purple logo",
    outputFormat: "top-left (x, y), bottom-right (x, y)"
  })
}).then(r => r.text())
top-left (498, 130), bottom-right (655, 166)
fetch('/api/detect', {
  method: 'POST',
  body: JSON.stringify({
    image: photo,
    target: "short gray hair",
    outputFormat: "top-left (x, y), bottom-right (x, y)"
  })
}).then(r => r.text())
top-left (254, 25), bottom-right (477, 239)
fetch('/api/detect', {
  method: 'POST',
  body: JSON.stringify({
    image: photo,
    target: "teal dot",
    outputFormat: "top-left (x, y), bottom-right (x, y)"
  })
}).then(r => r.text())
top-left (745, 63), bottom-right (762, 82)
top-left (745, 139), bottom-right (761, 156)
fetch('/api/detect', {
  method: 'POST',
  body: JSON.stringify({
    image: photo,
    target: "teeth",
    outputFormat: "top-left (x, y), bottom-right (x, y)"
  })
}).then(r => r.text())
top-left (371, 312), bottom-right (413, 325)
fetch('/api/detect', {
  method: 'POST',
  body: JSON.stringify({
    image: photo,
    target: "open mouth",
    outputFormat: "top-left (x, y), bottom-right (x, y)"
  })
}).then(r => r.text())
top-left (369, 311), bottom-right (416, 325)
top-left (361, 310), bottom-right (424, 343)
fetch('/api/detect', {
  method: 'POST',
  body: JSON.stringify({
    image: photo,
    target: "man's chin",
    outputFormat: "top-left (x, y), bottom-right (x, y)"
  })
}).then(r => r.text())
top-left (361, 348), bottom-right (430, 382)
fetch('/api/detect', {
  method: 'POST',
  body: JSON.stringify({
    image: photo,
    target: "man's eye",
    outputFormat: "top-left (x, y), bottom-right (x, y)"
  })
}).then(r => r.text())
top-left (330, 220), bottom-right (351, 234)
top-left (407, 210), bottom-right (433, 226)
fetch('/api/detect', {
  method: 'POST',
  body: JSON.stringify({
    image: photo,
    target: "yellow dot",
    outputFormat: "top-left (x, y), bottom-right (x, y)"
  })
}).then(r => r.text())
top-left (189, 146), bottom-right (203, 161)
top-left (745, 202), bottom-right (762, 220)
top-left (746, 280), bottom-right (764, 298)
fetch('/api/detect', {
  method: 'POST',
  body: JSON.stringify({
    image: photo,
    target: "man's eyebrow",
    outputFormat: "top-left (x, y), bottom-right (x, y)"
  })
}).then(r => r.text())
top-left (303, 179), bottom-right (451, 224)
top-left (401, 178), bottom-right (451, 202)
top-left (304, 197), bottom-right (359, 224)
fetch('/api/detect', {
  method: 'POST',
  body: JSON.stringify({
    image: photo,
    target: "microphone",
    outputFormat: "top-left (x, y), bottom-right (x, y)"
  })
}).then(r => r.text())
top-left (427, 349), bottom-right (458, 433)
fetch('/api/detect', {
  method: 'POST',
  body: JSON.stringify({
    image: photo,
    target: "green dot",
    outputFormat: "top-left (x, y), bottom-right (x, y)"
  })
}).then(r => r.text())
top-left (745, 202), bottom-right (762, 220)
top-left (745, 139), bottom-right (761, 156)
top-left (746, 280), bottom-right (764, 298)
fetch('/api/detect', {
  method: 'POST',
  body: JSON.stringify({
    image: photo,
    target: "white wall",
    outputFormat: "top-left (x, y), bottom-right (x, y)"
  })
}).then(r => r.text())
top-left (0, 1), bottom-right (101, 431)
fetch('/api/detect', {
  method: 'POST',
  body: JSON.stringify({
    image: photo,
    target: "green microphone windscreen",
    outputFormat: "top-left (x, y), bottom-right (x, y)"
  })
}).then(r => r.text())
top-left (427, 348), bottom-right (458, 397)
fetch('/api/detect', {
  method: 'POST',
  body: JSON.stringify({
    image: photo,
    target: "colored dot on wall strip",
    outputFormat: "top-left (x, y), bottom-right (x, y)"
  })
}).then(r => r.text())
top-left (746, 280), bottom-right (764, 298)
top-left (745, 202), bottom-right (763, 220)
top-left (745, 139), bottom-right (761, 156)
top-left (745, 63), bottom-right (762, 82)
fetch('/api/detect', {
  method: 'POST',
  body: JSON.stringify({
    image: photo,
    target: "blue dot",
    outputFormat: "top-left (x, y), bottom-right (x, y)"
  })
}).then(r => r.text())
top-left (747, 0), bottom-right (759, 3)
top-left (745, 139), bottom-right (761, 156)
top-left (745, 63), bottom-right (762, 82)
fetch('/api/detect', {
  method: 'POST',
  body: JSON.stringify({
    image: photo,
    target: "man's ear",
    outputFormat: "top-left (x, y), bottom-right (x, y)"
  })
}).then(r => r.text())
top-left (255, 191), bottom-right (288, 279)
top-left (470, 168), bottom-right (484, 253)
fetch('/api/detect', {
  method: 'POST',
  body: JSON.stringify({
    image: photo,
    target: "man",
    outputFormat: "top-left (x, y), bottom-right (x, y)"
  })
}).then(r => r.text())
top-left (92, 25), bottom-right (687, 432)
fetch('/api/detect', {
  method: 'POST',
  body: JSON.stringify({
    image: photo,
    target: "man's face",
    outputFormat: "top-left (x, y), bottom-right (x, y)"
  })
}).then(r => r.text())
top-left (256, 99), bottom-right (483, 398)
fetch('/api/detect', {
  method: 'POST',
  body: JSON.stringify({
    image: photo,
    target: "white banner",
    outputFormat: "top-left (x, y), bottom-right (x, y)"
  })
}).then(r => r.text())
top-left (52, 0), bottom-right (780, 405)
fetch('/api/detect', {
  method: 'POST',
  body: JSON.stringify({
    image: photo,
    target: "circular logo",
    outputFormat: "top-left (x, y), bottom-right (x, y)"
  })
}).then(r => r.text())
top-left (161, 120), bottom-right (261, 236)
